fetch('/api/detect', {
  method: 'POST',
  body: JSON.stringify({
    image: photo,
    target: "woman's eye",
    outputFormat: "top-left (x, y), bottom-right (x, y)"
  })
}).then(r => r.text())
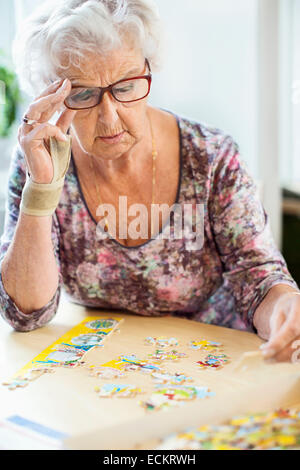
top-left (114, 84), bottom-right (134, 93)
top-left (72, 89), bottom-right (97, 101)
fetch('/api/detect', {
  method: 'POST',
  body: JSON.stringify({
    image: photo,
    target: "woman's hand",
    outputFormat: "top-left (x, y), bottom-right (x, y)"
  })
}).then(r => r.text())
top-left (18, 78), bottom-right (76, 184)
top-left (260, 292), bottom-right (300, 363)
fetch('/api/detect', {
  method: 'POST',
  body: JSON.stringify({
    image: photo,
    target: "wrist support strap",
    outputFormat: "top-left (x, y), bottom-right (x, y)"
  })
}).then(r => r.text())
top-left (20, 135), bottom-right (72, 217)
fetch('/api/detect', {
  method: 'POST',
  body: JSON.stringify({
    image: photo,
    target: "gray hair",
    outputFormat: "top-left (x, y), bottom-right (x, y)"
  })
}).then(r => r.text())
top-left (12, 0), bottom-right (165, 97)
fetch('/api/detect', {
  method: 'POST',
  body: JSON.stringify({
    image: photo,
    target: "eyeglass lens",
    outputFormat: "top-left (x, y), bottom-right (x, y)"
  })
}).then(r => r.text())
top-left (65, 77), bottom-right (150, 109)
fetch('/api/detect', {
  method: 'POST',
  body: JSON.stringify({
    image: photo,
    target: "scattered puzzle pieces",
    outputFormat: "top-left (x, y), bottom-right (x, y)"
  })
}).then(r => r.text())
top-left (156, 409), bottom-right (300, 450)
top-left (2, 366), bottom-right (55, 390)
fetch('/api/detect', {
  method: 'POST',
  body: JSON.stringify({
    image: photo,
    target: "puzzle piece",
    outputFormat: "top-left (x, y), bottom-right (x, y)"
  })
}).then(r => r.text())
top-left (94, 383), bottom-right (142, 398)
top-left (119, 354), bottom-right (162, 373)
top-left (189, 340), bottom-right (223, 352)
top-left (147, 349), bottom-right (187, 362)
top-left (145, 337), bottom-right (179, 348)
top-left (151, 371), bottom-right (193, 385)
top-left (84, 319), bottom-right (118, 330)
top-left (2, 366), bottom-right (55, 390)
top-left (140, 385), bottom-right (214, 411)
top-left (87, 366), bottom-right (126, 379)
top-left (196, 354), bottom-right (230, 370)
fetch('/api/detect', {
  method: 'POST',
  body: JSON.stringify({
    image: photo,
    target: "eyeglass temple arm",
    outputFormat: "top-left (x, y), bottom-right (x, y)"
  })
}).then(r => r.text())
top-left (145, 58), bottom-right (151, 74)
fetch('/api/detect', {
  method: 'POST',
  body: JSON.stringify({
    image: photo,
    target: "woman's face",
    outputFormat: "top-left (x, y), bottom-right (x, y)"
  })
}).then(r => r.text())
top-left (63, 43), bottom-right (150, 161)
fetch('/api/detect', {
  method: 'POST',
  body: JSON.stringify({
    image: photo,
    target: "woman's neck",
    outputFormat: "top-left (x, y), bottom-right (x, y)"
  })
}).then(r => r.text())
top-left (70, 110), bottom-right (155, 183)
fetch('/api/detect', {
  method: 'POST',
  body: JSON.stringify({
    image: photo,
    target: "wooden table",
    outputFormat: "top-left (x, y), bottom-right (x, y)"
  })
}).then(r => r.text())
top-left (1, 295), bottom-right (300, 449)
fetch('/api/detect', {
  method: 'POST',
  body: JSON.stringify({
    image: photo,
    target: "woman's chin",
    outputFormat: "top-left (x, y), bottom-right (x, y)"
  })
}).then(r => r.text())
top-left (93, 138), bottom-right (131, 160)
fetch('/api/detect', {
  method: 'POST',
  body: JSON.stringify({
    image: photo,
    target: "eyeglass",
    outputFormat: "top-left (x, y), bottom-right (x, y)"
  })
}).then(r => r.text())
top-left (64, 58), bottom-right (152, 110)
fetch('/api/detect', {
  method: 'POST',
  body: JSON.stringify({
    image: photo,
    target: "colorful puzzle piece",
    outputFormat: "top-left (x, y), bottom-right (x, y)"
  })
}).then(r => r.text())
top-left (147, 349), bottom-right (187, 362)
top-left (151, 371), bottom-right (193, 385)
top-left (94, 383), bottom-right (142, 398)
top-left (118, 354), bottom-right (162, 373)
top-left (140, 385), bottom-right (215, 411)
top-left (145, 337), bottom-right (179, 348)
top-left (87, 366), bottom-right (126, 379)
top-left (196, 354), bottom-right (229, 370)
top-left (189, 340), bottom-right (223, 352)
top-left (2, 366), bottom-right (55, 390)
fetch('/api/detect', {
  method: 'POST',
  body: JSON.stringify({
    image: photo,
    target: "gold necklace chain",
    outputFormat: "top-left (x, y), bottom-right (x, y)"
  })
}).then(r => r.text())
top-left (89, 115), bottom-right (157, 238)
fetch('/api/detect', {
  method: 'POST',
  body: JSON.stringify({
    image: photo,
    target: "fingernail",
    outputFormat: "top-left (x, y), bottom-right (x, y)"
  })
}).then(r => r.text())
top-left (61, 79), bottom-right (68, 87)
top-left (262, 348), bottom-right (276, 357)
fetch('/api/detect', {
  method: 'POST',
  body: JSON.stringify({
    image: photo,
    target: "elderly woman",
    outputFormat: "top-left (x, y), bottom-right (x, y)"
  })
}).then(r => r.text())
top-left (0, 0), bottom-right (299, 363)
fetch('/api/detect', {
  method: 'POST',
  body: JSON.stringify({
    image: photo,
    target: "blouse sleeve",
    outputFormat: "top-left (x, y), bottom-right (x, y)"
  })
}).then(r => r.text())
top-left (208, 135), bottom-right (300, 331)
top-left (0, 143), bottom-right (62, 332)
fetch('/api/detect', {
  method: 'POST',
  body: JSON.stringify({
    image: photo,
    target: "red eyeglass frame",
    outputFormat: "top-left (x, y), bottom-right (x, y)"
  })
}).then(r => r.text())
top-left (64, 58), bottom-right (152, 110)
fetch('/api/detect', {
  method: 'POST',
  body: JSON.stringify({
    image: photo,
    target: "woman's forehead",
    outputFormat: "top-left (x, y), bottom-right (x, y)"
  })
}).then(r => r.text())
top-left (64, 48), bottom-right (144, 85)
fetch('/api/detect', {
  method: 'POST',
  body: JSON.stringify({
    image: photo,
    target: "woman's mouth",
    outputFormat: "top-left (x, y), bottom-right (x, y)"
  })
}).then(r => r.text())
top-left (97, 131), bottom-right (125, 144)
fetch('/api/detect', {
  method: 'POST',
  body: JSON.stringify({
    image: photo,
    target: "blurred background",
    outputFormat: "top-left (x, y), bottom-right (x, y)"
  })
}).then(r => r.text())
top-left (0, 0), bottom-right (299, 285)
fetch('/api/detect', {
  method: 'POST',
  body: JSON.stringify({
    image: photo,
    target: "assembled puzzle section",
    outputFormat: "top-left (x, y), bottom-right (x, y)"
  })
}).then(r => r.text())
top-left (2, 317), bottom-right (122, 390)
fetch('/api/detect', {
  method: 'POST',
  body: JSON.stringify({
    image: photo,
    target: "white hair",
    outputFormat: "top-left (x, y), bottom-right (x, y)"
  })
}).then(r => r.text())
top-left (12, 0), bottom-right (165, 97)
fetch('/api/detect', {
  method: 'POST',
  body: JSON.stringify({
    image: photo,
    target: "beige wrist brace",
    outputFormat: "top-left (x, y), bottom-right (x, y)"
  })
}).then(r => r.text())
top-left (20, 135), bottom-right (72, 217)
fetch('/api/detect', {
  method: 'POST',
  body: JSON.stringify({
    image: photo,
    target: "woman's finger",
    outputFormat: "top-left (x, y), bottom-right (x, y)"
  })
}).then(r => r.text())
top-left (23, 79), bottom-right (71, 122)
top-left (34, 79), bottom-right (64, 100)
top-left (271, 335), bottom-right (300, 363)
top-left (20, 122), bottom-right (70, 183)
top-left (55, 108), bottom-right (77, 135)
top-left (263, 321), bottom-right (300, 358)
top-left (269, 304), bottom-right (287, 336)
top-left (21, 122), bottom-right (68, 150)
top-left (262, 302), bottom-right (300, 358)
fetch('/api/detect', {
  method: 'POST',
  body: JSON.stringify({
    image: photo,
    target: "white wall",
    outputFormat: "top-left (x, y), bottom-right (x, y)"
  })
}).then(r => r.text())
top-left (291, 0), bottom-right (300, 184)
top-left (149, 0), bottom-right (259, 179)
top-left (0, 0), bottom-right (15, 55)
top-left (0, 0), bottom-right (17, 229)
top-left (257, 0), bottom-right (282, 247)
top-left (149, 0), bottom-right (282, 246)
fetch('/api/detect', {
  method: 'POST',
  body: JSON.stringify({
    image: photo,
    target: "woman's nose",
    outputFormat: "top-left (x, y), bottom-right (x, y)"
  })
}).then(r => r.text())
top-left (96, 90), bottom-right (119, 125)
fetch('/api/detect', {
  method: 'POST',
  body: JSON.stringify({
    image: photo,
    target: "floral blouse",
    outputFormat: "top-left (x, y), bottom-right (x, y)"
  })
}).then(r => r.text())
top-left (0, 111), bottom-right (298, 333)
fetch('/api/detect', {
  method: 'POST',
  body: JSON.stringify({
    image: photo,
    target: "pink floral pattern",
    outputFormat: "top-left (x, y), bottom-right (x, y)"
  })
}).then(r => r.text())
top-left (0, 112), bottom-right (298, 332)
